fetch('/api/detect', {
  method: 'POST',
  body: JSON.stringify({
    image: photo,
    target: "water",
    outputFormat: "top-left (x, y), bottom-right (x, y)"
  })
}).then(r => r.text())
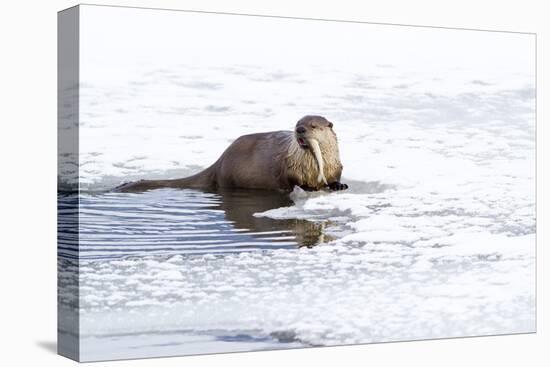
top-left (58, 189), bottom-right (330, 260)
top-left (57, 188), bottom-right (333, 360)
top-left (58, 188), bottom-right (341, 359)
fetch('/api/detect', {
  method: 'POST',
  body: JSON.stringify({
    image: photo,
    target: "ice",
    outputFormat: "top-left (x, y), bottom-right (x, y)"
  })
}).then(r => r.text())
top-left (67, 231), bottom-right (533, 354)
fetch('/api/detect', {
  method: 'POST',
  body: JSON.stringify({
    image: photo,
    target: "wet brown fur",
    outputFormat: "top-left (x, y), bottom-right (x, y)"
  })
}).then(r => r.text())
top-left (115, 116), bottom-right (344, 192)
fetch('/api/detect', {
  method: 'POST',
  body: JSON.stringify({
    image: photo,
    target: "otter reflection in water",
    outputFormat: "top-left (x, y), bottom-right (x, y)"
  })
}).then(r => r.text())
top-left (211, 188), bottom-right (331, 248)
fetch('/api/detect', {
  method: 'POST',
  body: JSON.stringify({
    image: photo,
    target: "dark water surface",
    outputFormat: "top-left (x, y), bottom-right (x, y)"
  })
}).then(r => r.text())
top-left (58, 188), bottom-right (326, 260)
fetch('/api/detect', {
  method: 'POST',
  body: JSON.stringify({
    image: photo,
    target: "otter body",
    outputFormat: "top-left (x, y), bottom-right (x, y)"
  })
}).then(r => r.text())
top-left (116, 116), bottom-right (348, 192)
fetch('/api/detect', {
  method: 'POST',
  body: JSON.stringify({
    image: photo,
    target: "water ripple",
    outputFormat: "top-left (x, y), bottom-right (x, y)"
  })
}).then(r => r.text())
top-left (58, 189), bottom-right (326, 260)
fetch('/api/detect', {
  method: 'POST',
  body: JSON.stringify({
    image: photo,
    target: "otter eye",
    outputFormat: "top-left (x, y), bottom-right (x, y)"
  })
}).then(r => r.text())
top-left (311, 125), bottom-right (317, 129)
top-left (328, 122), bottom-right (333, 128)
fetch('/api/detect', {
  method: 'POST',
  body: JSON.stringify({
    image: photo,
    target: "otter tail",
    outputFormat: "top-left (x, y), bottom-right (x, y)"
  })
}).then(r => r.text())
top-left (114, 164), bottom-right (218, 193)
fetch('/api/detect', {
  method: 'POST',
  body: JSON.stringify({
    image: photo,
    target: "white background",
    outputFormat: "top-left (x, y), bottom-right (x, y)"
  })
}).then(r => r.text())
top-left (0, 0), bottom-right (547, 365)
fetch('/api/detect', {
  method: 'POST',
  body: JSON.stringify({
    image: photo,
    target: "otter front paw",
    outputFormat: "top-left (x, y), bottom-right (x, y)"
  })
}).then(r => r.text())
top-left (328, 181), bottom-right (348, 191)
top-left (299, 184), bottom-right (318, 192)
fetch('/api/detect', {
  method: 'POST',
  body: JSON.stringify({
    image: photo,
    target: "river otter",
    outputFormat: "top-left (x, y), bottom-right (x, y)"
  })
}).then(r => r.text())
top-left (115, 115), bottom-right (348, 192)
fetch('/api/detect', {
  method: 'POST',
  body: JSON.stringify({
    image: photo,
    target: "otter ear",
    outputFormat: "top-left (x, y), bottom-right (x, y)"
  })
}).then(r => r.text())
top-left (328, 122), bottom-right (333, 128)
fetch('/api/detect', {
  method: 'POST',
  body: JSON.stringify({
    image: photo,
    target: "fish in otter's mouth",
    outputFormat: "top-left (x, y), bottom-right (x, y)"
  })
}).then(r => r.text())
top-left (295, 134), bottom-right (328, 185)
top-left (308, 138), bottom-right (328, 185)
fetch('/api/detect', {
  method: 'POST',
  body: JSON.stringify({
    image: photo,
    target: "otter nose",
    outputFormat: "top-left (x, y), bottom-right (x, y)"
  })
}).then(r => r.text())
top-left (296, 126), bottom-right (306, 134)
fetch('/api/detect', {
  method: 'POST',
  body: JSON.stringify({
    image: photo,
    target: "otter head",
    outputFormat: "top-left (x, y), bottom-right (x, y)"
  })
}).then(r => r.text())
top-left (294, 115), bottom-right (336, 150)
top-left (294, 115), bottom-right (339, 186)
